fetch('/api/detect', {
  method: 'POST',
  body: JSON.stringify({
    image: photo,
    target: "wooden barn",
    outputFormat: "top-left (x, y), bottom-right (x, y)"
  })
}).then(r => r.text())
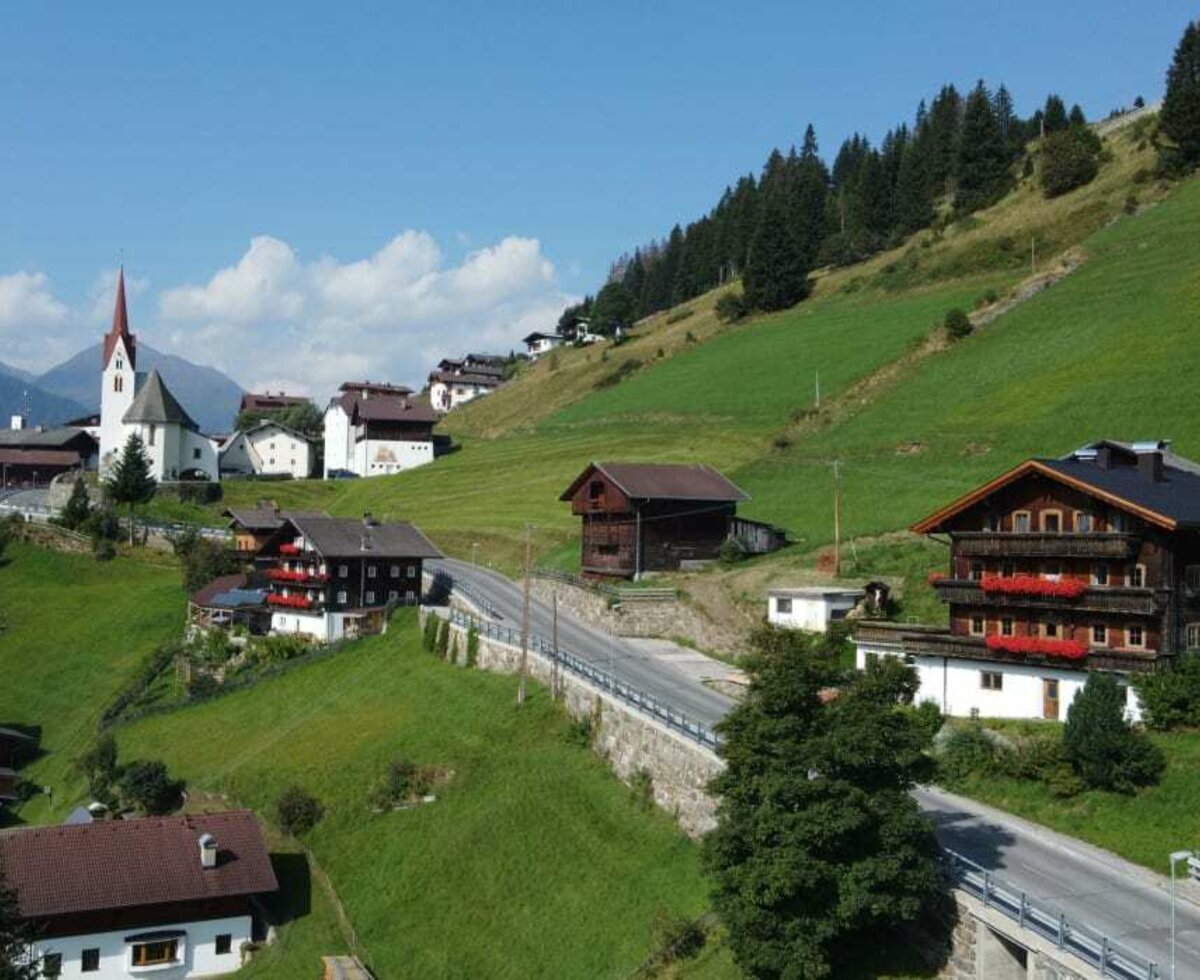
top-left (560, 462), bottom-right (781, 578)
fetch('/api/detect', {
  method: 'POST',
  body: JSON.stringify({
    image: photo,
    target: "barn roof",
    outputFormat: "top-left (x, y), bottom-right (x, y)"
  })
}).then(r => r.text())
top-left (560, 462), bottom-right (750, 503)
top-left (0, 810), bottom-right (277, 919)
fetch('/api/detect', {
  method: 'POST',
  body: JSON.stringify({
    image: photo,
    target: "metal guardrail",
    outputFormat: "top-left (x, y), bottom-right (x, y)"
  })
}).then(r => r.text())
top-left (437, 572), bottom-right (719, 750)
top-left (533, 566), bottom-right (678, 603)
top-left (946, 849), bottom-right (1159, 980)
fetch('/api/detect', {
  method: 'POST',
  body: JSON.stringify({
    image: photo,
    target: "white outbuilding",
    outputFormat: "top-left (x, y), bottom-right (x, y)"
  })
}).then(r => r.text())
top-left (767, 586), bottom-right (864, 633)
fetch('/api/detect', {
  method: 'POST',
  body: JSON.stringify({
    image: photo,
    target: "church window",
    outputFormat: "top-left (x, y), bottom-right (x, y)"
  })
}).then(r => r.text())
top-left (114, 375), bottom-right (123, 393)
top-left (193, 448), bottom-right (202, 460)
top-left (148, 424), bottom-right (156, 446)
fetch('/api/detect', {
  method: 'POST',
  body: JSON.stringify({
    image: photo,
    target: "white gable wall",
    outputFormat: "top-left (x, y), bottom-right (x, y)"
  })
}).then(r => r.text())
top-left (353, 436), bottom-right (433, 476)
top-left (244, 425), bottom-right (311, 478)
top-left (98, 338), bottom-right (136, 477)
top-left (768, 593), bottom-right (860, 633)
top-left (323, 405), bottom-right (351, 477)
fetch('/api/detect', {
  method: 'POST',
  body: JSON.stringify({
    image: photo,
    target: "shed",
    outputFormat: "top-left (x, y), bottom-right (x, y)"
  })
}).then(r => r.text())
top-left (767, 586), bottom-right (865, 633)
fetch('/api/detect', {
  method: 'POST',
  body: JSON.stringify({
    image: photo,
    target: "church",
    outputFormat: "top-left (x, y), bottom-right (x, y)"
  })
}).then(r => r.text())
top-left (98, 270), bottom-right (219, 482)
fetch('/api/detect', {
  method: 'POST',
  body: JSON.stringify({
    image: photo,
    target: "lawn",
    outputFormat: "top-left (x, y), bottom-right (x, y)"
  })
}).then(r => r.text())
top-left (0, 541), bottom-right (185, 824)
top-left (117, 611), bottom-right (716, 980)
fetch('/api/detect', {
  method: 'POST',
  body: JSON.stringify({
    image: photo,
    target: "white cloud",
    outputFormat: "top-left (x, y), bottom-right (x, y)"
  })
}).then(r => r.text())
top-left (0, 271), bottom-right (71, 370)
top-left (158, 232), bottom-right (577, 398)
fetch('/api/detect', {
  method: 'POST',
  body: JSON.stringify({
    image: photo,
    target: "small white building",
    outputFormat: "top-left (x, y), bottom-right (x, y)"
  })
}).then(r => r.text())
top-left (0, 810), bottom-right (278, 980)
top-left (767, 586), bottom-right (864, 633)
top-left (219, 420), bottom-right (315, 479)
top-left (521, 331), bottom-right (565, 359)
top-left (323, 382), bottom-right (438, 478)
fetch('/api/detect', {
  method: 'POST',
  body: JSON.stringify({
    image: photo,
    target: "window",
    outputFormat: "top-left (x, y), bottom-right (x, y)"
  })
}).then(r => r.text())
top-left (82, 948), bottom-right (100, 972)
top-left (1075, 511), bottom-right (1094, 533)
top-left (985, 513), bottom-right (1001, 532)
top-left (1131, 564), bottom-right (1146, 588)
top-left (969, 615), bottom-right (985, 636)
top-left (1041, 511), bottom-right (1062, 533)
top-left (1092, 564), bottom-right (1109, 586)
top-left (367, 565), bottom-right (377, 578)
top-left (269, 457), bottom-right (275, 466)
top-left (1187, 566), bottom-right (1200, 590)
top-left (596, 543), bottom-right (619, 556)
top-left (148, 423), bottom-right (156, 446)
top-left (1044, 621), bottom-right (1060, 639)
top-left (42, 953), bottom-right (62, 977)
top-left (1042, 562), bottom-right (1062, 581)
top-left (215, 935), bottom-right (232, 956)
top-left (981, 671), bottom-right (1004, 691)
top-left (338, 565), bottom-right (349, 578)
top-left (1001, 617), bottom-right (1014, 637)
top-left (390, 565), bottom-right (400, 577)
top-left (1128, 625), bottom-right (1144, 648)
top-left (114, 374), bottom-right (123, 393)
top-left (131, 940), bottom-right (178, 967)
top-left (1110, 511), bottom-right (1127, 533)
top-left (405, 590), bottom-right (416, 604)
top-left (1013, 511), bottom-right (1031, 533)
top-left (776, 597), bottom-right (793, 614)
top-left (193, 447), bottom-right (202, 460)
top-left (1092, 624), bottom-right (1107, 645)
top-left (116, 356), bottom-right (123, 370)
top-left (1001, 561), bottom-right (1015, 578)
top-left (1187, 624), bottom-right (1200, 650)
top-left (337, 590), bottom-right (348, 604)
top-left (389, 590), bottom-right (399, 601)
top-left (366, 591), bottom-right (376, 604)
top-left (969, 561), bottom-right (984, 582)
top-left (407, 565), bottom-right (416, 578)
top-left (588, 480), bottom-right (606, 505)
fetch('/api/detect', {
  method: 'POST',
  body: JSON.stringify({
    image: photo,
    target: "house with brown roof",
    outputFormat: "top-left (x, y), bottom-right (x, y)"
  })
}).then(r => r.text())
top-left (560, 462), bottom-right (783, 578)
top-left (0, 810), bottom-right (277, 979)
top-left (258, 513), bottom-right (442, 642)
top-left (854, 440), bottom-right (1200, 722)
top-left (322, 382), bottom-right (438, 478)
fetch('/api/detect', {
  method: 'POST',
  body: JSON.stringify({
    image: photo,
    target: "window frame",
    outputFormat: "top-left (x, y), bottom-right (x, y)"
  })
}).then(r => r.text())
top-left (1000, 617), bottom-right (1014, 637)
top-left (1040, 509), bottom-right (1063, 533)
top-left (980, 671), bottom-right (1004, 691)
top-left (1127, 624), bottom-right (1145, 649)
top-left (1074, 510), bottom-right (1094, 533)
top-left (215, 934), bottom-right (233, 956)
top-left (969, 615), bottom-right (985, 636)
top-left (1092, 624), bottom-right (1108, 646)
top-left (130, 940), bottom-right (178, 968)
top-left (1092, 564), bottom-right (1109, 587)
top-left (82, 947), bottom-right (101, 972)
top-left (1187, 623), bottom-right (1200, 650)
top-left (367, 565), bottom-right (377, 579)
top-left (1131, 563), bottom-right (1147, 588)
top-left (969, 561), bottom-right (984, 582)
top-left (775, 597), bottom-right (793, 615)
top-left (1012, 510), bottom-right (1031, 534)
top-left (366, 590), bottom-right (376, 605)
top-left (336, 590), bottom-right (348, 605)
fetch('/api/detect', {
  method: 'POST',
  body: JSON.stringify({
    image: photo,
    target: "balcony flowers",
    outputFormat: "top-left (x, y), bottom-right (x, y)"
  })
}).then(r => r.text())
top-left (927, 571), bottom-right (946, 586)
top-left (279, 543), bottom-right (302, 555)
top-left (268, 593), bottom-right (313, 610)
top-left (268, 568), bottom-right (329, 584)
top-left (979, 574), bottom-right (1088, 599)
top-left (985, 635), bottom-right (1088, 660)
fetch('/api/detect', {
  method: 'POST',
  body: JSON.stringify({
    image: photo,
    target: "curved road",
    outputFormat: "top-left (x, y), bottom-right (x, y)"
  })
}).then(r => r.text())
top-left (431, 556), bottom-right (1200, 977)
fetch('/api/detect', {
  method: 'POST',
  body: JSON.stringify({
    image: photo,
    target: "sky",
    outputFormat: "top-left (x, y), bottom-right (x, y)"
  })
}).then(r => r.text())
top-left (0, 1), bottom-right (1193, 398)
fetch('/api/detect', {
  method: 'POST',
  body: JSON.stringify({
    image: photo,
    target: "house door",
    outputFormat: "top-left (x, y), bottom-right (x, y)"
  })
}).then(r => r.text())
top-left (1042, 678), bottom-right (1060, 720)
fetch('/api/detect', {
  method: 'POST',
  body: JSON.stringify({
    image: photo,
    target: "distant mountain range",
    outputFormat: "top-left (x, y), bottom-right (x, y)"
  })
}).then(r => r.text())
top-left (0, 345), bottom-right (244, 434)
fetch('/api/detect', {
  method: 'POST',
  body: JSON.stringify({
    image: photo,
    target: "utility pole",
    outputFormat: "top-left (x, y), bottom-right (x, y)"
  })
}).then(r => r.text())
top-left (833, 460), bottom-right (842, 578)
top-left (518, 524), bottom-right (533, 705)
top-left (551, 592), bottom-right (560, 699)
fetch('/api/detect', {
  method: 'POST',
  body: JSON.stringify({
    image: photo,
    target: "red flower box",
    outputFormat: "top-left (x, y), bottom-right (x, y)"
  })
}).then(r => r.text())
top-left (979, 574), bottom-right (1088, 599)
top-left (985, 635), bottom-right (1088, 660)
top-left (927, 572), bottom-right (946, 585)
top-left (268, 593), bottom-right (313, 610)
top-left (279, 543), bottom-right (301, 555)
top-left (268, 568), bottom-right (306, 583)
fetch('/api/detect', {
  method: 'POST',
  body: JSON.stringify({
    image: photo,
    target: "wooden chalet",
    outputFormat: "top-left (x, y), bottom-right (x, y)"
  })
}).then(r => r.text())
top-left (223, 504), bottom-right (328, 555)
top-left (0, 811), bottom-right (277, 978)
top-left (856, 440), bottom-right (1200, 721)
top-left (560, 462), bottom-right (781, 578)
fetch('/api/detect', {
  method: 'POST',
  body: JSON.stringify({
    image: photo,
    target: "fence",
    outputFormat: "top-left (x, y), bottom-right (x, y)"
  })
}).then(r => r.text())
top-left (532, 567), bottom-right (677, 603)
top-left (441, 590), bottom-right (720, 751)
top-left (946, 849), bottom-right (1159, 980)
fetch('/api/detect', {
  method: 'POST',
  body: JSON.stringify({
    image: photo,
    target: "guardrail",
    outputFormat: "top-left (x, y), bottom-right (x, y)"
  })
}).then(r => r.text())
top-left (533, 567), bottom-right (678, 603)
top-left (946, 849), bottom-right (1159, 980)
top-left (435, 571), bottom-right (719, 750)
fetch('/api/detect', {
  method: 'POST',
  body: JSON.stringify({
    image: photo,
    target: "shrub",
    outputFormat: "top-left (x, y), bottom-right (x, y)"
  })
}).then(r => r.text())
top-left (1040, 130), bottom-right (1100, 198)
top-left (593, 358), bottom-right (642, 390)
top-left (368, 758), bottom-right (433, 810)
top-left (563, 715), bottom-right (594, 748)
top-left (944, 308), bottom-right (972, 340)
top-left (647, 908), bottom-right (707, 967)
top-left (466, 627), bottom-right (479, 668)
top-left (448, 635), bottom-right (460, 665)
top-left (436, 619), bottom-right (450, 658)
top-left (714, 292), bottom-right (748, 323)
top-left (276, 785), bottom-right (324, 835)
top-left (94, 537), bottom-right (116, 562)
top-left (717, 538), bottom-right (746, 566)
top-left (655, 347), bottom-right (665, 359)
top-left (630, 768), bottom-right (655, 811)
top-left (422, 614), bottom-right (440, 652)
top-left (119, 760), bottom-right (185, 815)
top-left (76, 734), bottom-right (119, 803)
top-left (665, 308), bottom-right (694, 324)
top-left (1063, 673), bottom-right (1165, 793)
top-left (186, 672), bottom-right (221, 701)
top-left (1133, 656), bottom-right (1200, 730)
top-left (684, 330), bottom-right (697, 344)
top-left (936, 724), bottom-right (1003, 785)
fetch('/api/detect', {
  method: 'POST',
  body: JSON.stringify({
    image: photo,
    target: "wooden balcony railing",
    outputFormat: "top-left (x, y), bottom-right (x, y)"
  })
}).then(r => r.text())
top-left (951, 532), bottom-right (1139, 559)
top-left (933, 579), bottom-right (1159, 615)
top-left (898, 629), bottom-right (1164, 673)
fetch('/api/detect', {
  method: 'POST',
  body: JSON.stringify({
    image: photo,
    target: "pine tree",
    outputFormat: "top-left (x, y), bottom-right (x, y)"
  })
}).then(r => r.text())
top-left (851, 150), bottom-right (891, 236)
top-left (892, 139), bottom-right (933, 235)
top-left (1162, 19), bottom-right (1200, 168)
top-left (926, 84), bottom-right (962, 199)
top-left (1068, 103), bottom-right (1087, 127)
top-left (0, 873), bottom-right (38, 980)
top-left (956, 81), bottom-right (1011, 212)
top-left (742, 181), bottom-right (811, 312)
top-left (791, 124), bottom-right (829, 266)
top-left (1043, 94), bottom-right (1069, 134)
top-left (59, 476), bottom-right (92, 531)
top-left (104, 432), bottom-right (156, 546)
top-left (1063, 673), bottom-right (1165, 793)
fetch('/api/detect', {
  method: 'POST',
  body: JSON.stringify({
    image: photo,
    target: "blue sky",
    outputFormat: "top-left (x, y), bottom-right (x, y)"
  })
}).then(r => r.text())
top-left (0, 1), bottom-right (1192, 394)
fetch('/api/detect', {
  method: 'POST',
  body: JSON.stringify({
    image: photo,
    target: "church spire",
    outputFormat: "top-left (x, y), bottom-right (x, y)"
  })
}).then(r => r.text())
top-left (102, 266), bottom-right (137, 370)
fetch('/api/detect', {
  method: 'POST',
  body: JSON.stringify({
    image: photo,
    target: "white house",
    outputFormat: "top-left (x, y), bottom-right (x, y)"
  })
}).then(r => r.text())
top-left (323, 382), bottom-right (437, 478)
top-left (0, 810), bottom-right (278, 980)
top-left (219, 420), bottom-right (314, 479)
top-left (427, 357), bottom-right (504, 413)
top-left (98, 270), bottom-right (218, 482)
top-left (521, 331), bottom-right (565, 358)
top-left (767, 587), bottom-right (864, 633)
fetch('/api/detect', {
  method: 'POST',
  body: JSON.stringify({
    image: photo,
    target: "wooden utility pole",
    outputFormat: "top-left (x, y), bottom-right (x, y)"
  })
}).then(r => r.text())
top-left (833, 460), bottom-right (842, 578)
top-left (551, 592), bottom-right (560, 699)
top-left (518, 524), bottom-right (533, 705)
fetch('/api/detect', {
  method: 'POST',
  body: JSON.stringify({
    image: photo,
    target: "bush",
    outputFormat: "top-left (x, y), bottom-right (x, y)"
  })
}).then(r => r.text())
top-left (1063, 673), bottom-right (1165, 793)
top-left (76, 734), bottom-right (119, 804)
top-left (684, 330), bottom-right (697, 344)
top-left (646, 908), bottom-right (707, 968)
top-left (1133, 656), bottom-right (1200, 730)
top-left (593, 358), bottom-right (642, 390)
top-left (119, 760), bottom-right (185, 815)
top-left (94, 537), bottom-right (116, 562)
top-left (422, 614), bottom-right (440, 652)
top-left (563, 715), bottom-right (594, 748)
top-left (630, 768), bottom-right (654, 811)
top-left (944, 308), bottom-right (972, 340)
top-left (276, 785), bottom-right (324, 835)
top-left (665, 308), bottom-right (694, 324)
top-left (448, 635), bottom-right (460, 665)
top-left (714, 292), bottom-right (748, 323)
top-left (368, 758), bottom-right (433, 810)
top-left (186, 672), bottom-right (221, 701)
top-left (465, 627), bottom-right (479, 668)
top-left (1040, 130), bottom-right (1100, 198)
top-left (436, 620), bottom-right (450, 659)
top-left (717, 537), bottom-right (746, 566)
top-left (937, 724), bottom-right (1003, 785)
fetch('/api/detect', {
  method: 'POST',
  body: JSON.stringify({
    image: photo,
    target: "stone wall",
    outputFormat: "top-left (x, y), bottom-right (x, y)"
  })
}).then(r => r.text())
top-left (425, 606), bottom-right (722, 836)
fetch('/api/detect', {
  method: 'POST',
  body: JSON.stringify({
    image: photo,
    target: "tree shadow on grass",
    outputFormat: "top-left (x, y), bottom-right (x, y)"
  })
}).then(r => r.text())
top-left (256, 851), bottom-right (313, 938)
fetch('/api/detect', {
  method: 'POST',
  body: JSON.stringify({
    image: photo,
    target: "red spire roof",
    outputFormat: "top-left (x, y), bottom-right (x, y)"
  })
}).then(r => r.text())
top-left (102, 267), bottom-right (137, 370)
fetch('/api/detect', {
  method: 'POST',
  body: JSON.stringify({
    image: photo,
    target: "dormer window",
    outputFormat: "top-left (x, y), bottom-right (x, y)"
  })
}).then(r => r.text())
top-left (1013, 511), bottom-right (1031, 533)
top-left (1041, 511), bottom-right (1061, 533)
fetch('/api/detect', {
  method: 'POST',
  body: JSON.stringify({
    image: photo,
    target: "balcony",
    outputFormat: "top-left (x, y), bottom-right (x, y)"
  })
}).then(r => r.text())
top-left (268, 568), bottom-right (330, 585)
top-left (900, 629), bottom-right (1163, 673)
top-left (933, 579), bottom-right (1159, 615)
top-left (951, 532), bottom-right (1139, 559)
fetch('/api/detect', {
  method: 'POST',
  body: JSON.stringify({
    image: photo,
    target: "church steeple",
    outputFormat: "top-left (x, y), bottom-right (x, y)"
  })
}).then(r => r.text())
top-left (102, 267), bottom-right (137, 369)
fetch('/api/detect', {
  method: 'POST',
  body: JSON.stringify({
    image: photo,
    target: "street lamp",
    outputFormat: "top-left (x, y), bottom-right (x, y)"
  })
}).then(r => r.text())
top-left (1170, 849), bottom-right (1195, 980)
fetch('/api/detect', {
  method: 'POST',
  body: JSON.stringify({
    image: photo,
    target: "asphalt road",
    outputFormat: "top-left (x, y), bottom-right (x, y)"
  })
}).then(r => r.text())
top-left (432, 556), bottom-right (1200, 977)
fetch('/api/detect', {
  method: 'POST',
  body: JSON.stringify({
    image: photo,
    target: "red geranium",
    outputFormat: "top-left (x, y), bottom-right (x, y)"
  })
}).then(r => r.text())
top-left (979, 574), bottom-right (1087, 599)
top-left (985, 635), bottom-right (1088, 660)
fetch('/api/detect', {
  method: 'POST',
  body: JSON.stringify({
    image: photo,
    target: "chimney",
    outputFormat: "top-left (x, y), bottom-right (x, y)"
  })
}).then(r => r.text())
top-left (1138, 449), bottom-right (1165, 483)
top-left (199, 833), bottom-right (218, 869)
top-left (9, 414), bottom-right (25, 431)
top-left (1095, 446), bottom-right (1112, 470)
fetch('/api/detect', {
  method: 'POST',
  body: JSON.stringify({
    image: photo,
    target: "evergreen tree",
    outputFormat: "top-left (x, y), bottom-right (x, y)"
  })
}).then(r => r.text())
top-left (58, 476), bottom-right (92, 531)
top-left (622, 252), bottom-right (646, 314)
top-left (992, 84), bottom-right (1016, 149)
top-left (1040, 129), bottom-right (1100, 197)
top-left (590, 279), bottom-right (636, 334)
top-left (1068, 103), bottom-right (1087, 127)
top-left (956, 81), bottom-right (1011, 212)
top-left (892, 139), bottom-right (933, 234)
top-left (104, 432), bottom-right (156, 546)
top-left (791, 124), bottom-right (829, 266)
top-left (926, 84), bottom-right (962, 199)
top-left (0, 873), bottom-right (38, 980)
top-left (1162, 19), bottom-right (1200, 168)
top-left (742, 182), bottom-right (811, 312)
top-left (703, 644), bottom-right (942, 978)
top-left (1063, 673), bottom-right (1165, 793)
top-left (1042, 94), bottom-right (1069, 133)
